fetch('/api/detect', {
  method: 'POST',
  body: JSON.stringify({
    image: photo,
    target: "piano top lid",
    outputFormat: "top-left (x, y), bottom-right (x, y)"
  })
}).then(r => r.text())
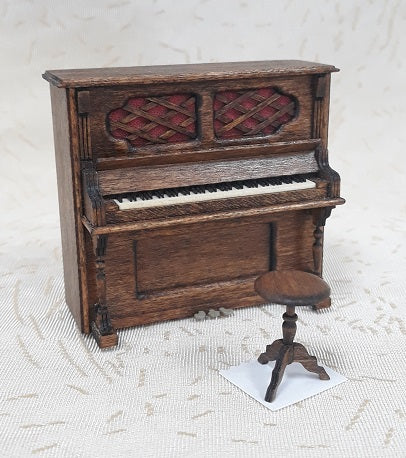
top-left (42, 60), bottom-right (339, 88)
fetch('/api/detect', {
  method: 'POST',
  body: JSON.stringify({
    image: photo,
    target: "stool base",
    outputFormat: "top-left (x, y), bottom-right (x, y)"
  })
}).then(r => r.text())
top-left (258, 339), bottom-right (330, 402)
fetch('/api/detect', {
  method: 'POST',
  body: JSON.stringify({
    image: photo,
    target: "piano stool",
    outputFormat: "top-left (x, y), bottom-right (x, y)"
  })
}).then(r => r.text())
top-left (255, 270), bottom-right (331, 402)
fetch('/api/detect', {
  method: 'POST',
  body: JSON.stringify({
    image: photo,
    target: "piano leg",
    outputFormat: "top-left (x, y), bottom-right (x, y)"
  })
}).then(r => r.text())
top-left (312, 207), bottom-right (333, 310)
top-left (91, 235), bottom-right (118, 348)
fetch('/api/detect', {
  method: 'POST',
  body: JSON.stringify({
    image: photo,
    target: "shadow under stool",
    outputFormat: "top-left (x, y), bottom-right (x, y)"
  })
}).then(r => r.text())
top-left (255, 270), bottom-right (331, 402)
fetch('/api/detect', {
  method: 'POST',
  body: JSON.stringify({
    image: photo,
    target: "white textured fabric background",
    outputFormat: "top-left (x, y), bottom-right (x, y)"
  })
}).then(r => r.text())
top-left (1, 1), bottom-right (405, 456)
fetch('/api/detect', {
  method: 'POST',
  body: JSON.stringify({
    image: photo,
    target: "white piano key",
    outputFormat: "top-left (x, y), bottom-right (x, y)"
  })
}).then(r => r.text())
top-left (114, 179), bottom-right (316, 210)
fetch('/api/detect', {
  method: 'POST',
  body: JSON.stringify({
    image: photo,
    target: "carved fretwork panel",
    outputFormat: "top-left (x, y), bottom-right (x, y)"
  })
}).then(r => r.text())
top-left (213, 87), bottom-right (297, 140)
top-left (107, 94), bottom-right (197, 148)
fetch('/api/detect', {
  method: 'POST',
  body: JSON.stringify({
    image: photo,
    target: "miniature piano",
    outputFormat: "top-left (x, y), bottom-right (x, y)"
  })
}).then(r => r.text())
top-left (43, 61), bottom-right (344, 348)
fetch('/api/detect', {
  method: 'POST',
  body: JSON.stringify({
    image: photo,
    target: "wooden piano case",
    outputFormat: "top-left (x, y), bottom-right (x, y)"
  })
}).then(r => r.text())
top-left (43, 61), bottom-right (344, 348)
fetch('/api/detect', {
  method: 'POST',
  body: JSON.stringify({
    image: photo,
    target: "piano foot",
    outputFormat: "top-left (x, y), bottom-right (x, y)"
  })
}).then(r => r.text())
top-left (91, 321), bottom-right (118, 348)
top-left (313, 296), bottom-right (331, 310)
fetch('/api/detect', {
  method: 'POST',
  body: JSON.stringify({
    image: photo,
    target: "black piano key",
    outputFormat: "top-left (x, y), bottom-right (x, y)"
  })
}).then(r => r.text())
top-left (217, 183), bottom-right (229, 191)
top-left (220, 183), bottom-right (232, 191)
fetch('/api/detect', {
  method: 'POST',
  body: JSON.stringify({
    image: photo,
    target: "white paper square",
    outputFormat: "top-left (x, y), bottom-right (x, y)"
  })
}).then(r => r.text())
top-left (220, 360), bottom-right (347, 411)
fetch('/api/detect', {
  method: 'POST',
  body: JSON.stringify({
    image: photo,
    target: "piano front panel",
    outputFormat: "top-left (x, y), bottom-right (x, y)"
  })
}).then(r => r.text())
top-left (87, 210), bottom-right (315, 328)
top-left (83, 74), bottom-right (313, 161)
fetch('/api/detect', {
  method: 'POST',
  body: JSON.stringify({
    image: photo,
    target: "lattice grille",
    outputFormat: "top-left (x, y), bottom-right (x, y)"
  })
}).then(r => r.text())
top-left (108, 94), bottom-right (197, 147)
top-left (213, 88), bottom-right (296, 139)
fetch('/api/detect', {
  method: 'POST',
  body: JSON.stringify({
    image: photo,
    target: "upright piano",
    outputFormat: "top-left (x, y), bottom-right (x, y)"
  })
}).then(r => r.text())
top-left (43, 60), bottom-right (344, 348)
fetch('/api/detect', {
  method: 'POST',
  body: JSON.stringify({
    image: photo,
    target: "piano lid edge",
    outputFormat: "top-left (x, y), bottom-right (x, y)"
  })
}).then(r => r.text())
top-left (42, 61), bottom-right (339, 88)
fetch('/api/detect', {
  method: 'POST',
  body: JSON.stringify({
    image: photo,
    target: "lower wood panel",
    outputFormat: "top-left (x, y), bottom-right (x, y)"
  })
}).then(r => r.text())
top-left (80, 210), bottom-right (316, 329)
top-left (112, 288), bottom-right (265, 329)
top-left (135, 222), bottom-right (270, 293)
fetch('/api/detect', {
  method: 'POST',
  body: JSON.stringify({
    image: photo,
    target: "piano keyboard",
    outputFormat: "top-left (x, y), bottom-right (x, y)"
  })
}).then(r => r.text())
top-left (113, 175), bottom-right (316, 210)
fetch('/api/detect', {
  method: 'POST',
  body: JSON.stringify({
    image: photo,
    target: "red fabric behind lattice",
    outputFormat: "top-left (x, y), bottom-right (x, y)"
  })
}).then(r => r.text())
top-left (213, 88), bottom-right (296, 139)
top-left (108, 94), bottom-right (196, 147)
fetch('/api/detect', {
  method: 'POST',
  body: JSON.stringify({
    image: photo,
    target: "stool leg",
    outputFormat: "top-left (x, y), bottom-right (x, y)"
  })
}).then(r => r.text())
top-left (265, 345), bottom-right (292, 402)
top-left (293, 343), bottom-right (330, 380)
top-left (262, 306), bottom-right (298, 402)
top-left (258, 339), bottom-right (283, 364)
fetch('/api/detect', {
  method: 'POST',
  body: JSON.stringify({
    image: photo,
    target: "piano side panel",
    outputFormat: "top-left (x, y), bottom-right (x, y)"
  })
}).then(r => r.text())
top-left (102, 210), bottom-right (315, 329)
top-left (50, 86), bottom-right (89, 332)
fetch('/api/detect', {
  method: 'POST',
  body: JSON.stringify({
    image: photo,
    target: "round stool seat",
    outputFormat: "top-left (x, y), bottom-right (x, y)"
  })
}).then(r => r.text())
top-left (255, 270), bottom-right (330, 307)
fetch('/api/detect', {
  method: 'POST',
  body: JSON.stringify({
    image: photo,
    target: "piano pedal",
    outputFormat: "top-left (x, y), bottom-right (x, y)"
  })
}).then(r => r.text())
top-left (193, 307), bottom-right (234, 321)
top-left (194, 311), bottom-right (206, 321)
top-left (208, 309), bottom-right (221, 319)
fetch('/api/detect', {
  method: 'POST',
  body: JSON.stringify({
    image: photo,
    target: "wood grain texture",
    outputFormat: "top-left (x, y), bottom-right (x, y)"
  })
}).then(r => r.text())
top-left (50, 86), bottom-right (85, 331)
top-left (43, 60), bottom-right (339, 88)
top-left (95, 138), bottom-right (321, 170)
top-left (91, 211), bottom-right (318, 326)
top-left (255, 270), bottom-right (331, 306)
top-left (98, 152), bottom-right (318, 195)
top-left (84, 198), bottom-right (345, 236)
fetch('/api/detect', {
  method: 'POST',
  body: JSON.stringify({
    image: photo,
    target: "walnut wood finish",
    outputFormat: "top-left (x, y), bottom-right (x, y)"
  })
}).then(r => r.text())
top-left (254, 270), bottom-right (331, 306)
top-left (43, 60), bottom-right (338, 88)
top-left (97, 151), bottom-right (318, 195)
top-left (91, 235), bottom-right (118, 347)
top-left (44, 61), bottom-right (344, 348)
top-left (256, 270), bottom-right (330, 402)
top-left (49, 86), bottom-right (90, 332)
